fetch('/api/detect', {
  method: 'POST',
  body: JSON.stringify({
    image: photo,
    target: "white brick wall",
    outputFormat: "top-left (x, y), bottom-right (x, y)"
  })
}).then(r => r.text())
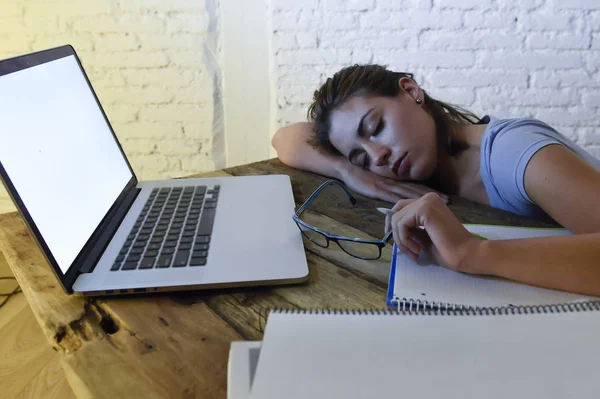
top-left (2, 1), bottom-right (600, 214)
top-left (271, 0), bottom-right (600, 160)
top-left (0, 0), bottom-right (218, 213)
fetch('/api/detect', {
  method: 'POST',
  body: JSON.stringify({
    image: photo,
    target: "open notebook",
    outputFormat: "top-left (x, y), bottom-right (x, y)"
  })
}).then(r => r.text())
top-left (387, 224), bottom-right (599, 310)
top-left (248, 308), bottom-right (600, 399)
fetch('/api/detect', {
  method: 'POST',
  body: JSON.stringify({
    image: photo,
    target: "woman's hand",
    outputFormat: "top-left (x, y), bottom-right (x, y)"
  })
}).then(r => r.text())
top-left (384, 193), bottom-right (481, 272)
top-left (339, 164), bottom-right (449, 204)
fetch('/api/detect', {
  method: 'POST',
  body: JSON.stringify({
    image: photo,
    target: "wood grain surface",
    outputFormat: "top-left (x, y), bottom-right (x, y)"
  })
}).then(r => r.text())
top-left (0, 160), bottom-right (555, 398)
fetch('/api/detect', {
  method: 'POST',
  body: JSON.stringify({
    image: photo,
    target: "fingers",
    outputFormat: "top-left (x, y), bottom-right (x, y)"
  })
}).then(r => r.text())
top-left (391, 199), bottom-right (414, 212)
top-left (391, 213), bottom-right (420, 260)
top-left (392, 221), bottom-right (418, 261)
top-left (385, 199), bottom-right (414, 234)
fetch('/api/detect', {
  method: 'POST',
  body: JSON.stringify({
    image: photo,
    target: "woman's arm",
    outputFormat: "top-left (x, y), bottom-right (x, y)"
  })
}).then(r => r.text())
top-left (271, 122), bottom-right (347, 180)
top-left (467, 144), bottom-right (600, 295)
top-left (272, 123), bottom-right (449, 203)
top-left (385, 145), bottom-right (600, 296)
top-left (468, 233), bottom-right (600, 296)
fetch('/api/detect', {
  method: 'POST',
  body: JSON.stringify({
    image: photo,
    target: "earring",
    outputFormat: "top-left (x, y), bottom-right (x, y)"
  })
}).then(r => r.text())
top-left (416, 98), bottom-right (422, 104)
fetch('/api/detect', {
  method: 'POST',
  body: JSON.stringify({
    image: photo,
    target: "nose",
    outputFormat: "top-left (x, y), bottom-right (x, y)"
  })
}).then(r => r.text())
top-left (362, 141), bottom-right (391, 167)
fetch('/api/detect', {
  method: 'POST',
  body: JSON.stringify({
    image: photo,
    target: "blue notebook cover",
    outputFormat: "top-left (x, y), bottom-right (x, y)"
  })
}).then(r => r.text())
top-left (385, 244), bottom-right (399, 308)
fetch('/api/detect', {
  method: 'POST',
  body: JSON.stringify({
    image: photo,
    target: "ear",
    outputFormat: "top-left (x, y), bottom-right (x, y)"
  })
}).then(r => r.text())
top-left (398, 76), bottom-right (421, 102)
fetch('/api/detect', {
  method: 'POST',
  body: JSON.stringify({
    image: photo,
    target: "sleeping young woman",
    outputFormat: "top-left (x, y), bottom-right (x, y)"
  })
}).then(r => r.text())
top-left (272, 64), bottom-right (600, 296)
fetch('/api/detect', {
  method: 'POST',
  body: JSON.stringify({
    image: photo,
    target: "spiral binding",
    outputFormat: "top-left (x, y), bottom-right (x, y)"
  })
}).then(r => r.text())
top-left (271, 300), bottom-right (600, 316)
top-left (390, 296), bottom-right (600, 315)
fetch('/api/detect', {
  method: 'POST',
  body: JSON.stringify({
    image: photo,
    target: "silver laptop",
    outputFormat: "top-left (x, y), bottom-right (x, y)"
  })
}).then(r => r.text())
top-left (0, 45), bottom-right (308, 296)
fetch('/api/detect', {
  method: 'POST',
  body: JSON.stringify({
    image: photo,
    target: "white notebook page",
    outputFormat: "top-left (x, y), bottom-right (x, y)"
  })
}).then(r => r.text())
top-left (250, 311), bottom-right (600, 399)
top-left (391, 225), bottom-right (598, 308)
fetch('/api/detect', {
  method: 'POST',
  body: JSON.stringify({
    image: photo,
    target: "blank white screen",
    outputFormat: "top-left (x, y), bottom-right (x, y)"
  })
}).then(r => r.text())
top-left (0, 55), bottom-right (133, 273)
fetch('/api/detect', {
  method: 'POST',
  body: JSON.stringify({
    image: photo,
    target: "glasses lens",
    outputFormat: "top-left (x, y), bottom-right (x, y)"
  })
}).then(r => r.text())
top-left (297, 223), bottom-right (328, 247)
top-left (337, 240), bottom-right (381, 260)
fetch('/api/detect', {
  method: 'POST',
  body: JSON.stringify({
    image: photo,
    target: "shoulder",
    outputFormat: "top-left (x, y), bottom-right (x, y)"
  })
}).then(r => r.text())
top-left (479, 115), bottom-right (566, 215)
top-left (483, 116), bottom-right (561, 149)
top-left (481, 116), bottom-right (563, 175)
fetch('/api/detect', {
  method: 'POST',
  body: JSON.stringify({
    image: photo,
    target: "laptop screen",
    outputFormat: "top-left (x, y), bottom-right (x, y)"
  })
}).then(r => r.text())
top-left (0, 54), bottom-right (133, 274)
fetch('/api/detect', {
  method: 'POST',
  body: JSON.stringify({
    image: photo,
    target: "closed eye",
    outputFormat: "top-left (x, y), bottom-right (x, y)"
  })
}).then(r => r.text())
top-left (373, 118), bottom-right (384, 137)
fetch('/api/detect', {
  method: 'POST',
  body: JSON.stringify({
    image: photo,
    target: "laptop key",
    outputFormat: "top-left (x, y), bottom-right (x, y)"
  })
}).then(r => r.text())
top-left (145, 250), bottom-right (159, 257)
top-left (180, 236), bottom-right (193, 243)
top-left (192, 250), bottom-right (208, 258)
top-left (174, 250), bottom-right (190, 267)
top-left (193, 243), bottom-right (209, 251)
top-left (161, 247), bottom-right (175, 255)
top-left (126, 254), bottom-right (141, 262)
top-left (111, 263), bottom-right (121, 271)
top-left (197, 208), bottom-right (216, 235)
top-left (190, 258), bottom-right (207, 266)
top-left (147, 243), bottom-right (162, 251)
top-left (156, 255), bottom-right (172, 268)
top-left (122, 261), bottom-right (138, 270)
top-left (139, 258), bottom-right (155, 269)
top-left (130, 247), bottom-right (143, 254)
top-left (196, 236), bottom-right (210, 244)
top-left (178, 243), bottom-right (192, 250)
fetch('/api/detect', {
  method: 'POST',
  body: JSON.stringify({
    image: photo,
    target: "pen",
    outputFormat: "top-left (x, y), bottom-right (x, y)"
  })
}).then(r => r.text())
top-left (376, 207), bottom-right (488, 240)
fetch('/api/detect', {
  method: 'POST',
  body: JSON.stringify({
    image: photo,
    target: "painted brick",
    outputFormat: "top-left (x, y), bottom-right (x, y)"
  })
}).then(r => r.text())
top-left (463, 12), bottom-right (517, 29)
top-left (324, 0), bottom-right (376, 11)
top-left (120, 69), bottom-right (197, 87)
top-left (91, 51), bottom-right (170, 68)
top-left (437, 0), bottom-right (493, 9)
top-left (117, 0), bottom-right (206, 12)
top-left (526, 33), bottom-right (591, 50)
top-left (0, 17), bottom-right (27, 34)
top-left (0, 3), bottom-right (23, 17)
top-left (479, 51), bottom-right (582, 69)
top-left (556, 0), bottom-right (600, 10)
top-left (582, 92), bottom-right (600, 108)
top-left (405, 51), bottom-right (476, 68)
top-left (517, 13), bottom-right (572, 30)
top-left (94, 34), bottom-right (140, 51)
top-left (579, 129), bottom-right (600, 145)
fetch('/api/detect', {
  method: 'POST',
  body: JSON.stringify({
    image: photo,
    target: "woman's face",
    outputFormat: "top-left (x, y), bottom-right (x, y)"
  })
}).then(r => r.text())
top-left (328, 78), bottom-right (438, 182)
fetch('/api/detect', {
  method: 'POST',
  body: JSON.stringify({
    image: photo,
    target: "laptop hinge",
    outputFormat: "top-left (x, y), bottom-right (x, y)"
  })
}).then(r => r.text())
top-left (77, 187), bottom-right (141, 274)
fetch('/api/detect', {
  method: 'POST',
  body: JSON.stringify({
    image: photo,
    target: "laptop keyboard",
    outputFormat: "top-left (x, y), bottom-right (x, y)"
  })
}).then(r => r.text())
top-left (110, 185), bottom-right (219, 271)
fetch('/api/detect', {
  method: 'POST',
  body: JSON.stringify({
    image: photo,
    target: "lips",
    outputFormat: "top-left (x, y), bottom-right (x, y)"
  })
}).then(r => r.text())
top-left (392, 153), bottom-right (408, 177)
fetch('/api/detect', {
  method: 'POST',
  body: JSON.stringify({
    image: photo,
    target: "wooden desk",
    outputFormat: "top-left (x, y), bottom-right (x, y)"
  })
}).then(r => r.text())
top-left (0, 159), bottom-right (556, 398)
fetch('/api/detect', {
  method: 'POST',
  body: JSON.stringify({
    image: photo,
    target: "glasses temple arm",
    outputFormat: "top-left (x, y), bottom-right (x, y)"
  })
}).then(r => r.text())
top-left (295, 179), bottom-right (356, 216)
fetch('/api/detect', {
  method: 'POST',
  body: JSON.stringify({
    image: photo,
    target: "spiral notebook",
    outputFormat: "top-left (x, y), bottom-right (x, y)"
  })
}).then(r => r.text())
top-left (248, 307), bottom-right (600, 399)
top-left (386, 224), bottom-right (599, 310)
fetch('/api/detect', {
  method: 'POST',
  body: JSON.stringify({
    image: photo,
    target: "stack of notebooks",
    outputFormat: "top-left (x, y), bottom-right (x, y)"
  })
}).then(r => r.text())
top-left (227, 225), bottom-right (600, 399)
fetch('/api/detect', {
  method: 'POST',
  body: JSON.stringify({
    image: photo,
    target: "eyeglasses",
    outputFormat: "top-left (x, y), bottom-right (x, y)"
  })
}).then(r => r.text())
top-left (293, 179), bottom-right (393, 260)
